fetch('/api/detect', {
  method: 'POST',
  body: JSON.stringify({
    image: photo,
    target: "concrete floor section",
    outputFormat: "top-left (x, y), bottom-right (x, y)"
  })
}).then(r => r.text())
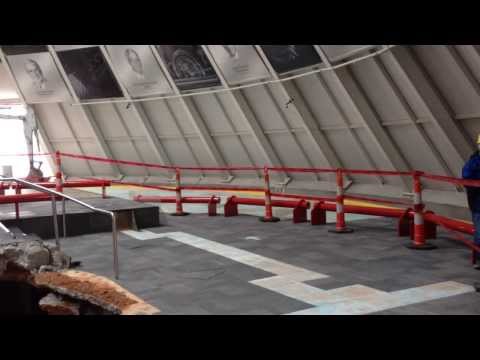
top-left (51, 187), bottom-right (480, 315)
top-left (3, 186), bottom-right (478, 315)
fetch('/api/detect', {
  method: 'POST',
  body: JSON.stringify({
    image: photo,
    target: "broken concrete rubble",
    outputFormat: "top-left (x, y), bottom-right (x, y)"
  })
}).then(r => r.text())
top-left (0, 239), bottom-right (160, 315)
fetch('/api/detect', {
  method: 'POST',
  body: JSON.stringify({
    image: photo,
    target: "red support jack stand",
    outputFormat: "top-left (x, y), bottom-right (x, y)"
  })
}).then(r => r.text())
top-left (55, 151), bottom-right (63, 193)
top-left (311, 201), bottom-right (327, 225)
top-left (259, 167), bottom-right (280, 223)
top-left (171, 168), bottom-right (189, 216)
top-left (406, 172), bottom-right (436, 250)
top-left (397, 208), bottom-right (412, 237)
top-left (329, 169), bottom-right (353, 233)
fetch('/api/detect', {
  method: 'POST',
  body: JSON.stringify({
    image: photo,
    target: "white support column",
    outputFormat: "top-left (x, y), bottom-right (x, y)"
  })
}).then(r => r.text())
top-left (47, 45), bottom-right (122, 178)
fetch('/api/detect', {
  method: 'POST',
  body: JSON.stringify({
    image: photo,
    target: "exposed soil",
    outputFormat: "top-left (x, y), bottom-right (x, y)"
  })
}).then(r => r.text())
top-left (34, 272), bottom-right (137, 311)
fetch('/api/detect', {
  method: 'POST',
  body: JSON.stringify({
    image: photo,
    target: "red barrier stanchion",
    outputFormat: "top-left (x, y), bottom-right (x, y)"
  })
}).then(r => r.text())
top-left (329, 169), bottom-right (353, 233)
top-left (406, 171), bottom-right (436, 250)
top-left (171, 168), bottom-right (188, 216)
top-left (260, 166), bottom-right (279, 223)
top-left (55, 150), bottom-right (63, 193)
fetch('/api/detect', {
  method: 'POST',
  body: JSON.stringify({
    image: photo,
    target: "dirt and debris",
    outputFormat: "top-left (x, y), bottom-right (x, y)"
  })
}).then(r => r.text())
top-left (35, 272), bottom-right (137, 312)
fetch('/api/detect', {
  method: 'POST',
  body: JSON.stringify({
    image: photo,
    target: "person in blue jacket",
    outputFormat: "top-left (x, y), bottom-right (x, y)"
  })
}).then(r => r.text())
top-left (462, 137), bottom-right (480, 273)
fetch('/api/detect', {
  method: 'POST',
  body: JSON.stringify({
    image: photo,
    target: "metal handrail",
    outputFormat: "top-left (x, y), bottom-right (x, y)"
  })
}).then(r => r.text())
top-left (0, 176), bottom-right (119, 279)
top-left (0, 221), bottom-right (15, 239)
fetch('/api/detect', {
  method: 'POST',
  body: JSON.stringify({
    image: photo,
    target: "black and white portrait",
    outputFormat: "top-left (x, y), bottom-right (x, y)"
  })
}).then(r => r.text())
top-left (106, 45), bottom-right (172, 98)
top-left (207, 45), bottom-right (271, 86)
top-left (1, 46), bottom-right (71, 103)
top-left (155, 45), bottom-right (220, 91)
top-left (56, 46), bottom-right (123, 100)
top-left (125, 48), bottom-right (145, 79)
top-left (260, 45), bottom-right (322, 74)
top-left (24, 59), bottom-right (47, 90)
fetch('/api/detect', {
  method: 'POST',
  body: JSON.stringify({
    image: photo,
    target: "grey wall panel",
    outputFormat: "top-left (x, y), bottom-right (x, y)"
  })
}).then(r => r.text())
top-left (267, 133), bottom-right (315, 181)
top-left (413, 45), bottom-right (480, 116)
top-left (349, 58), bottom-right (411, 124)
top-left (241, 86), bottom-right (288, 131)
top-left (386, 126), bottom-right (445, 175)
top-left (215, 92), bottom-right (251, 132)
top-left (79, 142), bottom-right (115, 176)
top-left (88, 103), bottom-right (126, 138)
top-left (141, 100), bottom-right (182, 135)
top-left (353, 128), bottom-right (403, 187)
top-left (292, 75), bottom-right (343, 127)
top-left (238, 135), bottom-right (267, 167)
top-left (320, 71), bottom-right (364, 126)
top-left (133, 141), bottom-right (170, 177)
top-left (166, 98), bottom-right (200, 136)
top-left (267, 83), bottom-right (308, 129)
top-left (190, 94), bottom-right (233, 133)
top-left (454, 45), bottom-right (480, 87)
top-left (34, 103), bottom-right (73, 140)
top-left (113, 104), bottom-right (147, 138)
top-left (459, 118), bottom-right (480, 144)
top-left (421, 122), bottom-right (466, 177)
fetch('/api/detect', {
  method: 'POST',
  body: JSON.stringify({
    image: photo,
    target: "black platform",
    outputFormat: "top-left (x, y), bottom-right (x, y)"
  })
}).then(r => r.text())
top-left (0, 198), bottom-right (160, 239)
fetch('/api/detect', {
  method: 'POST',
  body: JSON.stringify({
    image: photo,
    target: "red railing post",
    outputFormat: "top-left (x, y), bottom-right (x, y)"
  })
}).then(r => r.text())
top-left (260, 166), bottom-right (279, 222)
top-left (171, 168), bottom-right (188, 216)
top-left (55, 151), bottom-right (63, 193)
top-left (406, 171), bottom-right (436, 250)
top-left (329, 168), bottom-right (353, 233)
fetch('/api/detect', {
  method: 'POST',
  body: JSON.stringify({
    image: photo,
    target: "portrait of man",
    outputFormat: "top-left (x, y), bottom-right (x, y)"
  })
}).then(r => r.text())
top-left (24, 59), bottom-right (47, 90)
top-left (125, 48), bottom-right (145, 80)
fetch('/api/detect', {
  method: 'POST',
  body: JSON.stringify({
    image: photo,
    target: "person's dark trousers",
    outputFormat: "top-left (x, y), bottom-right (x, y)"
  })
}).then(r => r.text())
top-left (473, 212), bottom-right (480, 263)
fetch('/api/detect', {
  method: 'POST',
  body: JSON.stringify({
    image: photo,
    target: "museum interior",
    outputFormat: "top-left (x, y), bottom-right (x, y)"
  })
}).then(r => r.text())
top-left (0, 45), bottom-right (479, 315)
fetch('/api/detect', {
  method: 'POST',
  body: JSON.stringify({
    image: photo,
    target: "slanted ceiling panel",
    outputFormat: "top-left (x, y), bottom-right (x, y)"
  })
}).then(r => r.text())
top-left (31, 45), bottom-right (480, 208)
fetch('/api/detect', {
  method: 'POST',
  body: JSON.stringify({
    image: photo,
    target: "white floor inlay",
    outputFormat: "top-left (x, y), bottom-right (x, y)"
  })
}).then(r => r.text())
top-left (122, 230), bottom-right (476, 315)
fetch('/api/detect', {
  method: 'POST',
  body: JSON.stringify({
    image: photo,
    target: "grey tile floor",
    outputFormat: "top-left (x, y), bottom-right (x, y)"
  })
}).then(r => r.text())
top-left (58, 206), bottom-right (480, 315)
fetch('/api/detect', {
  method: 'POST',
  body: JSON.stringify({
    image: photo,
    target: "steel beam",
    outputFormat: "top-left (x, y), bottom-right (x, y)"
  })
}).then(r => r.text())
top-left (47, 46), bottom-right (122, 177)
top-left (387, 46), bottom-right (474, 164)
top-left (254, 45), bottom-right (345, 182)
top-left (315, 46), bottom-right (412, 190)
top-left (100, 46), bottom-right (173, 178)
top-left (313, 46), bottom-right (385, 185)
top-left (372, 53), bottom-right (458, 183)
top-left (150, 46), bottom-right (232, 179)
top-left (201, 46), bottom-right (289, 182)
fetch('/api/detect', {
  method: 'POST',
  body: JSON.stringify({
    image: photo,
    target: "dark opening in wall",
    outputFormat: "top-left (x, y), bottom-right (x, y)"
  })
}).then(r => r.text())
top-left (0, 281), bottom-right (49, 315)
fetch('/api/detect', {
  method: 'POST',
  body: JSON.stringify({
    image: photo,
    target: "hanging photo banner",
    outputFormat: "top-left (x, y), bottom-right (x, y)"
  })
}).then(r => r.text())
top-left (155, 45), bottom-right (221, 91)
top-left (1, 45), bottom-right (71, 103)
top-left (105, 45), bottom-right (172, 97)
top-left (260, 45), bottom-right (322, 74)
top-left (320, 45), bottom-right (378, 63)
top-left (53, 45), bottom-right (98, 52)
top-left (0, 61), bottom-right (20, 102)
top-left (55, 46), bottom-right (123, 100)
top-left (206, 45), bottom-right (271, 86)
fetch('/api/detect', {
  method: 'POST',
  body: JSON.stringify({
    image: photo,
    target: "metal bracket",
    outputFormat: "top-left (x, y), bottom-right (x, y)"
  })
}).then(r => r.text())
top-left (220, 175), bottom-right (235, 184)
